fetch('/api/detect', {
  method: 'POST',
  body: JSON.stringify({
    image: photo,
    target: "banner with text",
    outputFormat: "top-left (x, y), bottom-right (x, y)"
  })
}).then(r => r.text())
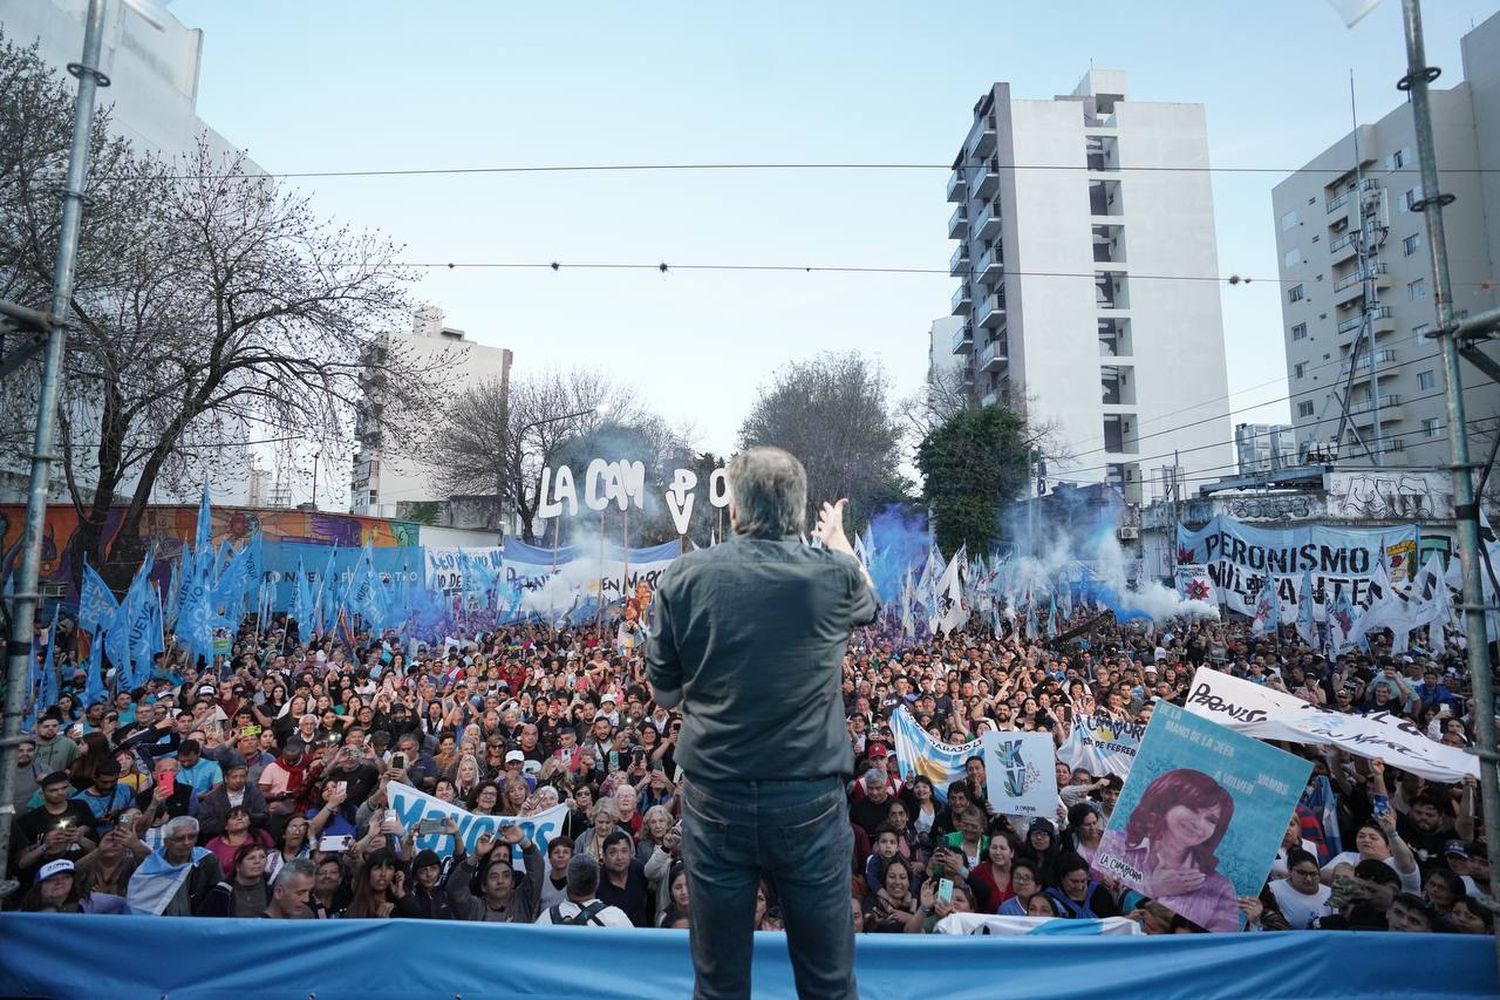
top-left (890, 706), bottom-right (980, 803)
top-left (1181, 666), bottom-right (1479, 783)
top-left (1057, 714), bottom-right (1144, 778)
top-left (981, 730), bottom-right (1059, 819)
top-left (1093, 702), bottom-right (1311, 933)
top-left (386, 781), bottom-right (567, 858)
top-left (1176, 516), bottom-right (1418, 621)
top-left (501, 538), bottom-right (682, 610)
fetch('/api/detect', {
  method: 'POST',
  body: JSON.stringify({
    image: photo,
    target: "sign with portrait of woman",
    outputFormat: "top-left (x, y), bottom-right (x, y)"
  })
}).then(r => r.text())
top-left (1092, 702), bottom-right (1311, 932)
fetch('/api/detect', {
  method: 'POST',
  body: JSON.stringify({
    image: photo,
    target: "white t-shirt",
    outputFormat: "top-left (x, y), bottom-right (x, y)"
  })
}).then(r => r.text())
top-left (1268, 878), bottom-right (1334, 929)
top-left (1270, 839), bottom-right (1318, 878)
top-left (534, 898), bottom-right (634, 927)
top-left (1320, 851), bottom-right (1421, 893)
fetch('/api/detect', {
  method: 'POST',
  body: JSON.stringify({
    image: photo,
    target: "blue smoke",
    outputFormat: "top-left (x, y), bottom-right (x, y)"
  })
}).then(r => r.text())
top-left (867, 504), bottom-right (930, 603)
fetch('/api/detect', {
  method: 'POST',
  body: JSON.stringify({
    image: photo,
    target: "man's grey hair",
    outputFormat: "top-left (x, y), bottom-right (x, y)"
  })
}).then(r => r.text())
top-left (163, 815), bottom-right (199, 838)
top-left (274, 858), bottom-right (317, 890)
top-left (727, 447), bottom-right (807, 539)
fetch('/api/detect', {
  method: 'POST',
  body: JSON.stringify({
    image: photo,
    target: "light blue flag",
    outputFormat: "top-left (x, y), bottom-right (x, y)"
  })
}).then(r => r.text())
top-left (242, 533), bottom-right (264, 607)
top-left (889, 705), bottom-right (977, 803)
top-left (36, 603), bottom-right (60, 713)
top-left (1296, 568), bottom-right (1317, 646)
top-left (315, 546), bottom-right (339, 634)
top-left (291, 558), bottom-right (309, 625)
top-left (211, 542), bottom-right (252, 626)
top-left (82, 631), bottom-right (106, 707)
top-left (79, 562), bottom-right (118, 633)
top-left (194, 487), bottom-right (213, 555)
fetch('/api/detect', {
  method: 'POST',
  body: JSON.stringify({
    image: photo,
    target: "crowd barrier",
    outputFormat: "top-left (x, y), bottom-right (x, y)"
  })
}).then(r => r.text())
top-left (0, 914), bottom-right (1496, 1000)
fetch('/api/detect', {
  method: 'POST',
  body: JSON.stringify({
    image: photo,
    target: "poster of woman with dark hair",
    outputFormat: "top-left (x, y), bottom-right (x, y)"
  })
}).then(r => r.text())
top-left (1093, 702), bottom-right (1312, 933)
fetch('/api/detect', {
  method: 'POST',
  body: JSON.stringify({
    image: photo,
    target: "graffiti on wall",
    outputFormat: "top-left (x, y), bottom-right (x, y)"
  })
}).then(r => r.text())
top-left (0, 505), bottom-right (419, 602)
top-left (1222, 493), bottom-right (1320, 522)
top-left (1326, 472), bottom-right (1454, 521)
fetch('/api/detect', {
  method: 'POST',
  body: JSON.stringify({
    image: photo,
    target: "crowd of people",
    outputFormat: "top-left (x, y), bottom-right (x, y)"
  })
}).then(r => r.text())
top-left (5, 603), bottom-right (1494, 940)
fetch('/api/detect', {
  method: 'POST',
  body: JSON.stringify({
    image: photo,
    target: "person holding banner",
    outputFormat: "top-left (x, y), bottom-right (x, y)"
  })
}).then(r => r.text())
top-left (647, 447), bottom-right (877, 1000)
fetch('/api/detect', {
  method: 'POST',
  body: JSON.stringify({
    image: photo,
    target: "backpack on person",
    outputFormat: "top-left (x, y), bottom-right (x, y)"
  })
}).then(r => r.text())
top-left (550, 900), bottom-right (607, 926)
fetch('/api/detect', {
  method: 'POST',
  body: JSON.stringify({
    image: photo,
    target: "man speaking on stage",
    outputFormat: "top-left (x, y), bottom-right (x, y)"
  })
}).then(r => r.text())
top-left (647, 446), bottom-right (877, 1000)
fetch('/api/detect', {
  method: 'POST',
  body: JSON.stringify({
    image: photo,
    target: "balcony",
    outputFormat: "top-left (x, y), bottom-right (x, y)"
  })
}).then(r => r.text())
top-left (1333, 263), bottom-right (1389, 306)
top-left (1341, 348), bottom-right (1399, 377)
top-left (974, 158), bottom-right (1000, 199)
top-left (951, 323), bottom-right (974, 355)
top-left (968, 114), bottom-right (997, 157)
top-left (976, 291), bottom-right (1006, 329)
top-left (975, 244), bottom-right (1004, 286)
top-left (1336, 304), bottom-right (1393, 338)
top-left (1327, 177), bottom-right (1382, 214)
top-left (1329, 230), bottom-right (1360, 264)
top-left (977, 338), bottom-right (1008, 373)
top-left (1349, 395), bottom-right (1405, 425)
top-left (948, 205), bottom-right (968, 240)
top-left (949, 243), bottom-right (969, 277)
top-left (951, 284), bottom-right (972, 316)
top-left (946, 167), bottom-right (966, 203)
top-left (973, 199), bottom-right (1002, 240)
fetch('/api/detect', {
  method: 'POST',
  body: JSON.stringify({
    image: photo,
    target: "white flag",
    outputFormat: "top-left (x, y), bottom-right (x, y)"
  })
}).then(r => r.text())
top-left (936, 544), bottom-right (969, 636)
top-left (1326, 0), bottom-right (1382, 27)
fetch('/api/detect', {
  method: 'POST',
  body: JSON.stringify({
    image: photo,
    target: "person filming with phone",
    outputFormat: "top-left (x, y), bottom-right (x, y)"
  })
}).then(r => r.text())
top-left (648, 446), bottom-right (877, 1000)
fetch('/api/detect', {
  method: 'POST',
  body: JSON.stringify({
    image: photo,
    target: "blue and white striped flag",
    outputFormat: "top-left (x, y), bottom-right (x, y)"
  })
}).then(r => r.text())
top-left (890, 706), bottom-right (979, 802)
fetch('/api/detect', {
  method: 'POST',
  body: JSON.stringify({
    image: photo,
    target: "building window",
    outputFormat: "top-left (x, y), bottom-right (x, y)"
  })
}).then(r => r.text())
top-left (1291, 322), bottom-right (1307, 341)
top-left (1288, 284), bottom-right (1305, 303)
top-left (1294, 362), bottom-right (1306, 378)
top-left (1403, 185), bottom-right (1424, 211)
top-left (1280, 209), bottom-right (1300, 232)
top-left (1391, 149), bottom-right (1406, 170)
top-left (1296, 400), bottom-right (1315, 418)
top-left (1408, 279), bottom-right (1427, 301)
top-left (1413, 323), bottom-right (1430, 338)
top-left (1423, 417), bottom-right (1442, 438)
top-left (1284, 247), bottom-right (1301, 268)
top-left (1417, 369), bottom-right (1436, 391)
top-left (1403, 233), bottom-right (1422, 256)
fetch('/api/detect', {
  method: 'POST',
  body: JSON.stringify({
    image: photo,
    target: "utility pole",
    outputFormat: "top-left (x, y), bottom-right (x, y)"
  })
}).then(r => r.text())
top-left (1398, 0), bottom-right (1500, 975)
top-left (0, 0), bottom-right (110, 901)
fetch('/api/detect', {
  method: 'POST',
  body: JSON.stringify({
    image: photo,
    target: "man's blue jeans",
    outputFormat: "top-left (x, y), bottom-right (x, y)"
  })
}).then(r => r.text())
top-left (681, 774), bottom-right (856, 1000)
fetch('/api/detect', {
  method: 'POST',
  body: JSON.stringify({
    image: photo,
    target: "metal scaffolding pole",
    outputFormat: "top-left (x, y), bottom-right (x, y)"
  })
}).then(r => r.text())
top-left (0, 0), bottom-right (111, 899)
top-left (1399, 0), bottom-right (1500, 975)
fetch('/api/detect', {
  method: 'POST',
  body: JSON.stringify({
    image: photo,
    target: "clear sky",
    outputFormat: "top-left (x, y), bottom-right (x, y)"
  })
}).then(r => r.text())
top-left (171, 0), bottom-right (1499, 462)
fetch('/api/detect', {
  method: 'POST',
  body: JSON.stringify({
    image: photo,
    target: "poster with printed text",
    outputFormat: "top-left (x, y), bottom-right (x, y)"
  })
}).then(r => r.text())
top-left (1091, 702), bottom-right (1311, 933)
top-left (981, 730), bottom-right (1059, 819)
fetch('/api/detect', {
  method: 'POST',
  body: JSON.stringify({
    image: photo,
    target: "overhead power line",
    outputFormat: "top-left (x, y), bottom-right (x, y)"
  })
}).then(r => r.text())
top-left (153, 161), bottom-right (1500, 182)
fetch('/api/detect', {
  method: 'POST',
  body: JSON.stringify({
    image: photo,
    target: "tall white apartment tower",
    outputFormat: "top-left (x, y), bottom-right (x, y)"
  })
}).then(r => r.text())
top-left (1273, 13), bottom-right (1500, 469)
top-left (945, 70), bottom-right (1234, 503)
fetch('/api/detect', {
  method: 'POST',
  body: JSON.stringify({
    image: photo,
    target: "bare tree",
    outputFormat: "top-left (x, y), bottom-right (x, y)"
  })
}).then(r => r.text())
top-left (428, 367), bottom-right (663, 542)
top-left (1, 35), bottom-right (446, 585)
top-left (737, 351), bottom-right (911, 533)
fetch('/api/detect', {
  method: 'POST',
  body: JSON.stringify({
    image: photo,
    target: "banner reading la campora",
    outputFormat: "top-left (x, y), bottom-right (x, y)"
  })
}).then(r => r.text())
top-left (1092, 702), bottom-right (1312, 933)
top-left (386, 781), bottom-right (568, 858)
top-left (1057, 714), bottom-right (1145, 778)
top-left (981, 730), bottom-right (1058, 819)
top-left (1176, 516), bottom-right (1418, 622)
top-left (1181, 667), bottom-right (1479, 783)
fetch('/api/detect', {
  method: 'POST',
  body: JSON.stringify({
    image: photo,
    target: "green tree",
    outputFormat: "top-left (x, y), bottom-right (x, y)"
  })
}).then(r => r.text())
top-left (916, 404), bottom-right (1031, 557)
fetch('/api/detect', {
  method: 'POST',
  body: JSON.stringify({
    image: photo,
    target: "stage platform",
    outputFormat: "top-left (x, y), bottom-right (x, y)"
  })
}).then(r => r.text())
top-left (0, 913), bottom-right (1495, 999)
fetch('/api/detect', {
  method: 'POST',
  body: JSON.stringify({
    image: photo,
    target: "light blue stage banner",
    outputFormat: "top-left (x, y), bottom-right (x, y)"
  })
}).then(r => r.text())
top-left (0, 914), bottom-right (1493, 1000)
top-left (1094, 702), bottom-right (1312, 933)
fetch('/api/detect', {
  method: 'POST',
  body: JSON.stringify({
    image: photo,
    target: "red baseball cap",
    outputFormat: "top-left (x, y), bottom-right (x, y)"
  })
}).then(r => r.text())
top-left (867, 742), bottom-right (890, 759)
